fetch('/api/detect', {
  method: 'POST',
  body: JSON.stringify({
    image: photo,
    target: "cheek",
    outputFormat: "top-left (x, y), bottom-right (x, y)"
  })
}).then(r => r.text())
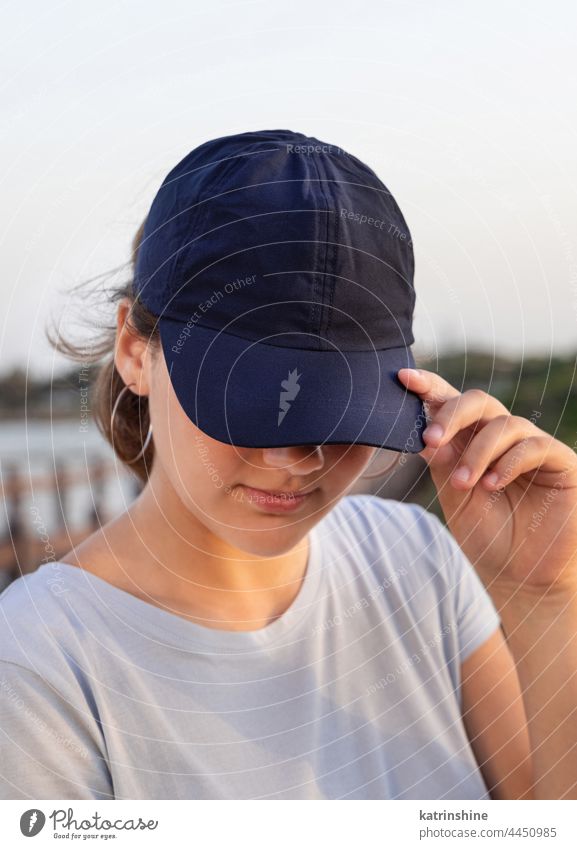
top-left (328, 445), bottom-right (376, 477)
top-left (152, 376), bottom-right (245, 494)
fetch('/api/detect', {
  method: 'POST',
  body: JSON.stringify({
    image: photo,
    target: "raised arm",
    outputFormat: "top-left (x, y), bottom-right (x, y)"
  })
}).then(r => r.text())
top-left (460, 626), bottom-right (533, 799)
top-left (490, 585), bottom-right (577, 799)
top-left (397, 366), bottom-right (577, 799)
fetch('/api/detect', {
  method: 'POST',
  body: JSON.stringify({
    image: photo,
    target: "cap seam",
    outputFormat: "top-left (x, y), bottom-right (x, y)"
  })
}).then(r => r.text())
top-left (315, 154), bottom-right (339, 346)
top-left (168, 161), bottom-right (234, 304)
top-left (326, 176), bottom-right (338, 342)
top-left (308, 151), bottom-right (331, 351)
top-left (159, 314), bottom-right (414, 353)
top-left (167, 151), bottom-right (307, 307)
top-left (167, 145), bottom-right (283, 304)
top-left (163, 182), bottom-right (201, 306)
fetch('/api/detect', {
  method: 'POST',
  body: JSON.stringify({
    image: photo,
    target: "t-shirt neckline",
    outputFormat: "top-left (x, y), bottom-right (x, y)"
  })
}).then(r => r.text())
top-left (44, 524), bottom-right (324, 653)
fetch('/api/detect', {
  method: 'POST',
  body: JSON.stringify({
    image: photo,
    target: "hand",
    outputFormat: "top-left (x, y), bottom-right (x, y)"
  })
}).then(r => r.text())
top-left (397, 368), bottom-right (577, 594)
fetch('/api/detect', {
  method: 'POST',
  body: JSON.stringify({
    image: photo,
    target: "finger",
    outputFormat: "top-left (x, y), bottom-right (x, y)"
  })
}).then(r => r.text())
top-left (421, 388), bottom-right (510, 447)
top-left (442, 414), bottom-right (536, 489)
top-left (397, 368), bottom-right (461, 406)
top-left (474, 434), bottom-right (565, 490)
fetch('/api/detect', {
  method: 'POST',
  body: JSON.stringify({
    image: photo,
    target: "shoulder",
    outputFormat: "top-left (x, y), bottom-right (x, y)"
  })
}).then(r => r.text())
top-left (331, 493), bottom-right (490, 606)
top-left (332, 492), bottom-right (453, 576)
top-left (333, 491), bottom-right (442, 534)
top-left (0, 569), bottom-right (114, 799)
top-left (0, 563), bottom-right (89, 684)
top-left (335, 494), bottom-right (501, 664)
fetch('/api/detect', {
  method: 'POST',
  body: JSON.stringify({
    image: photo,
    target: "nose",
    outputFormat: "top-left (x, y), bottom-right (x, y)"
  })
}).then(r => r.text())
top-left (261, 445), bottom-right (325, 473)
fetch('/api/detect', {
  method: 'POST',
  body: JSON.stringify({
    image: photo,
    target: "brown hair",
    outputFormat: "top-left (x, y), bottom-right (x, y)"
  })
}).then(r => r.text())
top-left (46, 219), bottom-right (160, 483)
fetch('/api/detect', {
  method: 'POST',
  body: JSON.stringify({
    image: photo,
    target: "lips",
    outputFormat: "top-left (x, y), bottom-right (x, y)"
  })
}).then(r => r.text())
top-left (237, 484), bottom-right (318, 512)
top-left (249, 486), bottom-right (316, 498)
top-left (245, 486), bottom-right (317, 497)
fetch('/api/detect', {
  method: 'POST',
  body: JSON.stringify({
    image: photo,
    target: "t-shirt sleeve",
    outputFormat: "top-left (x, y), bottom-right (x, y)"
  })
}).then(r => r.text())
top-left (0, 660), bottom-right (114, 800)
top-left (419, 508), bottom-right (502, 664)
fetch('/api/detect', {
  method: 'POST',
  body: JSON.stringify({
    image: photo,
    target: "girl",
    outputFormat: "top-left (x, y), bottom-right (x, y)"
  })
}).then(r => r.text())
top-left (1, 130), bottom-right (576, 801)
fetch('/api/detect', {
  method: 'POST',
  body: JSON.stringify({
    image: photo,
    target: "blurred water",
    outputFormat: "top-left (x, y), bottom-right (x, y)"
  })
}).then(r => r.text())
top-left (0, 418), bottom-right (139, 536)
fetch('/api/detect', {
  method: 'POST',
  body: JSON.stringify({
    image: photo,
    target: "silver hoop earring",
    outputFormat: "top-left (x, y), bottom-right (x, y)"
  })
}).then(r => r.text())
top-left (110, 384), bottom-right (153, 465)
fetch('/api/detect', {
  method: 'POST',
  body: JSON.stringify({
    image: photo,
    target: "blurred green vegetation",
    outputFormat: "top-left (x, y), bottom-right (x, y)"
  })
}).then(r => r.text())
top-left (1, 352), bottom-right (575, 529)
top-left (1, 353), bottom-right (575, 440)
top-left (411, 350), bottom-right (577, 521)
top-left (421, 351), bottom-right (577, 448)
top-left (0, 365), bottom-right (99, 419)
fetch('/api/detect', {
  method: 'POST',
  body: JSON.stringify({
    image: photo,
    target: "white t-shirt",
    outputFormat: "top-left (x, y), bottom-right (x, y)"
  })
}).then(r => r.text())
top-left (0, 494), bottom-right (500, 800)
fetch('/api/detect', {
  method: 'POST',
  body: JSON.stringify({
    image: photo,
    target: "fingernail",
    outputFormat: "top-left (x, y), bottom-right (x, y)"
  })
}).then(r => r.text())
top-left (453, 466), bottom-right (471, 482)
top-left (423, 423), bottom-right (444, 442)
top-left (484, 471), bottom-right (499, 486)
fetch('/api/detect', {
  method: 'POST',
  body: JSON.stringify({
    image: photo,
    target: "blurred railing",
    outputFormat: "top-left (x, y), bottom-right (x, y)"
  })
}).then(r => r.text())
top-left (0, 450), bottom-right (435, 593)
top-left (0, 459), bottom-right (142, 590)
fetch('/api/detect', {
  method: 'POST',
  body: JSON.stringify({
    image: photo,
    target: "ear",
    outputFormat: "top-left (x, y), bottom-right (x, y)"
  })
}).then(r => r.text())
top-left (114, 298), bottom-right (152, 397)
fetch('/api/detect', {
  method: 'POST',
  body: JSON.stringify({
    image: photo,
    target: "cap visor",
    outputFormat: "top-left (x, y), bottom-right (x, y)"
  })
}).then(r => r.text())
top-left (158, 317), bottom-right (427, 452)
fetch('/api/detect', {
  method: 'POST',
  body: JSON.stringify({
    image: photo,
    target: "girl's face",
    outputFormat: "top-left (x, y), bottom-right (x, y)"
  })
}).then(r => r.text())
top-left (148, 338), bottom-right (377, 557)
top-left (117, 301), bottom-right (378, 557)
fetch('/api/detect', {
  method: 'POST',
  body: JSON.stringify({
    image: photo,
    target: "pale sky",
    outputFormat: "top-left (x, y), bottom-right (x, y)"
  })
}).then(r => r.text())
top-left (1, 0), bottom-right (576, 378)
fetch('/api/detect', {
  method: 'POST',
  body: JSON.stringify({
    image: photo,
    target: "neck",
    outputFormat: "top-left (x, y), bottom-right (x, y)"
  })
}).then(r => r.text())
top-left (97, 477), bottom-right (311, 630)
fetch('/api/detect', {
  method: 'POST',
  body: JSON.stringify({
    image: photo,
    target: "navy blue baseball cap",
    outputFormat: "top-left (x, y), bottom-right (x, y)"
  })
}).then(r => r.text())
top-left (133, 129), bottom-right (427, 452)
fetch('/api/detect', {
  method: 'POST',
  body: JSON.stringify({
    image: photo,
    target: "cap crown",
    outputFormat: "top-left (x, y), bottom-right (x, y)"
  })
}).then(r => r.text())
top-left (135, 129), bottom-right (416, 353)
